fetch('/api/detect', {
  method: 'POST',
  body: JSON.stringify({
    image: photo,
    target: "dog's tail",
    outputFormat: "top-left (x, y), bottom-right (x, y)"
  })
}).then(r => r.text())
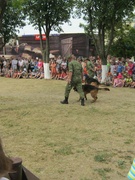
top-left (98, 87), bottom-right (110, 91)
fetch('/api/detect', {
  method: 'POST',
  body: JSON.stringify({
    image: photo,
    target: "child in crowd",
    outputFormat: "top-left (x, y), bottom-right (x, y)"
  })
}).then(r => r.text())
top-left (113, 73), bottom-right (124, 87)
top-left (59, 69), bottom-right (67, 80)
top-left (38, 67), bottom-right (44, 79)
top-left (12, 70), bottom-right (18, 78)
top-left (105, 70), bottom-right (113, 86)
top-left (124, 74), bottom-right (133, 87)
top-left (55, 67), bottom-right (62, 80)
top-left (50, 60), bottom-right (57, 79)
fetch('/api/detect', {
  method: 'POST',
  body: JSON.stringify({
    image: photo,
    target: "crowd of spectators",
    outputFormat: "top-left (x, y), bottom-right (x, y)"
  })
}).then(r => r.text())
top-left (105, 56), bottom-right (135, 88)
top-left (0, 54), bottom-right (135, 88)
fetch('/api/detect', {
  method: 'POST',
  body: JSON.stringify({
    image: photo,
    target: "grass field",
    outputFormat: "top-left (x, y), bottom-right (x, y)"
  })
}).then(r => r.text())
top-left (0, 77), bottom-right (135, 180)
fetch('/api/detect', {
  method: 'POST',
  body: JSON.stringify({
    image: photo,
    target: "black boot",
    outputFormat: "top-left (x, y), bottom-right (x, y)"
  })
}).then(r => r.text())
top-left (81, 98), bottom-right (85, 106)
top-left (60, 97), bottom-right (68, 104)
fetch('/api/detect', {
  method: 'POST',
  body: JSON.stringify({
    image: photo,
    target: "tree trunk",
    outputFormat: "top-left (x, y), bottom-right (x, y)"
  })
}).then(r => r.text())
top-left (44, 63), bottom-right (50, 79)
top-left (101, 65), bottom-right (107, 83)
top-left (100, 56), bottom-right (107, 83)
top-left (44, 31), bottom-right (50, 79)
top-left (102, 57), bottom-right (107, 65)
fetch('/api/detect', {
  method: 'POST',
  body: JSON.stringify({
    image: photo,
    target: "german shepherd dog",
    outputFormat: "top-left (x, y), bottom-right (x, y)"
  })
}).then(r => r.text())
top-left (85, 74), bottom-right (100, 87)
top-left (73, 84), bottom-right (110, 103)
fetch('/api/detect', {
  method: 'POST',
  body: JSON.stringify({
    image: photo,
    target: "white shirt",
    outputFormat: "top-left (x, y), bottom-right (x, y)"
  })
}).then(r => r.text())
top-left (19, 60), bottom-right (24, 67)
top-left (0, 177), bottom-right (9, 180)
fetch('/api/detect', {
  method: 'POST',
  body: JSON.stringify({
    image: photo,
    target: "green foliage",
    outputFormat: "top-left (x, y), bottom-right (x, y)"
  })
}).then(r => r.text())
top-left (109, 27), bottom-right (135, 58)
top-left (24, 0), bottom-right (75, 32)
top-left (76, 0), bottom-right (135, 64)
top-left (23, 0), bottom-right (75, 63)
top-left (0, 0), bottom-right (26, 49)
top-left (0, 0), bottom-right (7, 29)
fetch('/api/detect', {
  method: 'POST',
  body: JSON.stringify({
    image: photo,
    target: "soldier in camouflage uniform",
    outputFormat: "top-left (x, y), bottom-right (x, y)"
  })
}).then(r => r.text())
top-left (60, 55), bottom-right (85, 106)
top-left (86, 56), bottom-right (95, 78)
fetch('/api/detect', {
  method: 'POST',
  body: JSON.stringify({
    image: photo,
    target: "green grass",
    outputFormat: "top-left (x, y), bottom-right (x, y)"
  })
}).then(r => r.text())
top-left (0, 77), bottom-right (135, 180)
top-left (94, 151), bottom-right (113, 163)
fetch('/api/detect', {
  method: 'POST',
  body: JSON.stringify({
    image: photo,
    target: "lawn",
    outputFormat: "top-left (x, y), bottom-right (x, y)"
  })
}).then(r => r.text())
top-left (0, 77), bottom-right (135, 180)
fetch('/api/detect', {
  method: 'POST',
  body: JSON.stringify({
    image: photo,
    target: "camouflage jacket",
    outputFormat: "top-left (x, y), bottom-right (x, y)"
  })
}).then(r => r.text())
top-left (68, 60), bottom-right (83, 83)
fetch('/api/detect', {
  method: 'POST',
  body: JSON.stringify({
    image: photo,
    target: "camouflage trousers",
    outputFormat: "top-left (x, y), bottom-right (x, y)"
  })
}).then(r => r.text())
top-left (64, 81), bottom-right (84, 99)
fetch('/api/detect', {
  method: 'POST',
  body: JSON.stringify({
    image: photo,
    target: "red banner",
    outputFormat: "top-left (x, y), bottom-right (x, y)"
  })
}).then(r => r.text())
top-left (34, 34), bottom-right (46, 40)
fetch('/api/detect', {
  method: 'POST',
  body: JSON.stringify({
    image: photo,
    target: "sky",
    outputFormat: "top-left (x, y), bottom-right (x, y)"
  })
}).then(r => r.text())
top-left (17, 17), bottom-right (85, 36)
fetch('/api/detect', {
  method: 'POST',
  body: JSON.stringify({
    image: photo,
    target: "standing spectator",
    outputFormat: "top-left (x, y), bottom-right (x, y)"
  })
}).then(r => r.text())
top-left (2, 58), bottom-right (7, 74)
top-left (28, 59), bottom-right (35, 72)
top-left (127, 60), bottom-right (134, 76)
top-left (0, 57), bottom-right (3, 73)
top-left (18, 57), bottom-right (24, 71)
top-left (61, 57), bottom-right (67, 71)
top-left (95, 62), bottom-right (102, 81)
top-left (50, 60), bottom-right (57, 79)
top-left (11, 56), bottom-right (18, 75)
top-left (23, 58), bottom-right (28, 73)
top-left (110, 60), bottom-right (117, 77)
top-left (33, 59), bottom-right (38, 72)
top-left (56, 55), bottom-right (62, 73)
top-left (116, 61), bottom-right (124, 75)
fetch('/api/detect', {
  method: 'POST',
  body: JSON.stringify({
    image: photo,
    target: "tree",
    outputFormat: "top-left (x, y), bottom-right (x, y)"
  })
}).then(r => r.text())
top-left (110, 27), bottom-right (135, 58)
top-left (0, 0), bottom-right (7, 28)
top-left (0, 0), bottom-right (26, 50)
top-left (24, 0), bottom-right (75, 79)
top-left (76, 0), bottom-right (135, 82)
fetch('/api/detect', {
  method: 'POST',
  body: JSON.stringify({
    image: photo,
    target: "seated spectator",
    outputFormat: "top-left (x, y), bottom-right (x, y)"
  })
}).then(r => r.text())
top-left (55, 67), bottom-right (62, 80)
top-left (38, 67), bottom-right (44, 79)
top-left (34, 69), bottom-right (41, 79)
top-left (124, 74), bottom-right (133, 87)
top-left (17, 70), bottom-right (24, 79)
top-left (12, 70), bottom-right (18, 78)
top-left (113, 73), bottom-right (124, 87)
top-left (5, 69), bottom-right (12, 78)
top-left (105, 71), bottom-right (113, 86)
top-left (29, 69), bottom-right (37, 79)
top-left (132, 62), bottom-right (135, 80)
top-left (59, 69), bottom-right (67, 80)
top-left (131, 81), bottom-right (135, 88)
